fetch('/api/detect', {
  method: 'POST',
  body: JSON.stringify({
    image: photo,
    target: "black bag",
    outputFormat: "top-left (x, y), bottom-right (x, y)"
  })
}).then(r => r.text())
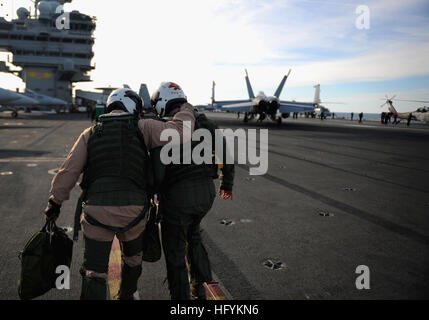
top-left (142, 202), bottom-right (162, 262)
top-left (18, 220), bottom-right (73, 300)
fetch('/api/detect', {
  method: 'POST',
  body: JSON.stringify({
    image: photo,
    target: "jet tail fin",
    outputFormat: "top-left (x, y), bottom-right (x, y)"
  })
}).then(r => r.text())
top-left (245, 69), bottom-right (255, 99)
top-left (274, 69), bottom-right (291, 98)
top-left (139, 84), bottom-right (152, 110)
top-left (313, 84), bottom-right (321, 104)
top-left (211, 81), bottom-right (216, 105)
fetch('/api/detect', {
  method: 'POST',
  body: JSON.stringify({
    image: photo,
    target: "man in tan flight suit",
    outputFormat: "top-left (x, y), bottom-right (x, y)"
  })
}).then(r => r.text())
top-left (44, 88), bottom-right (196, 300)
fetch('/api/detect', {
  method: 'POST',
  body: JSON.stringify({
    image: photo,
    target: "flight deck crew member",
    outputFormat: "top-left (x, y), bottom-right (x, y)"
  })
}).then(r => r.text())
top-left (407, 113), bottom-right (412, 126)
top-left (150, 82), bottom-right (234, 300)
top-left (393, 113), bottom-right (399, 125)
top-left (44, 88), bottom-right (196, 300)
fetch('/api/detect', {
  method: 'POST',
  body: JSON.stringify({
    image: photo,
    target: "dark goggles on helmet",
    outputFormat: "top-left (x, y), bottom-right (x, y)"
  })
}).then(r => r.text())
top-left (124, 90), bottom-right (143, 115)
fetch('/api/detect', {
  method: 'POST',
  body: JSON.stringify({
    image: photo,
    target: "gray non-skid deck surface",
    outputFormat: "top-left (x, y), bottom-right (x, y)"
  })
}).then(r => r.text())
top-left (0, 112), bottom-right (428, 299)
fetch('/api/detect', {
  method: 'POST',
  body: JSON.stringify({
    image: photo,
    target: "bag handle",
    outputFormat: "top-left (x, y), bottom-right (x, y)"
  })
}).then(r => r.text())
top-left (43, 219), bottom-right (58, 244)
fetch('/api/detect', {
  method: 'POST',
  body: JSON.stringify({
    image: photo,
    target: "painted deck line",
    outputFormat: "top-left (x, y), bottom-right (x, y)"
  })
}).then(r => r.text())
top-left (108, 237), bottom-right (121, 300)
top-left (107, 239), bottom-right (230, 300)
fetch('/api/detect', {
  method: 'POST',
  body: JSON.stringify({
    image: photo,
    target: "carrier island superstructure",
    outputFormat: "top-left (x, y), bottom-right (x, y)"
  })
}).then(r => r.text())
top-left (0, 0), bottom-right (96, 105)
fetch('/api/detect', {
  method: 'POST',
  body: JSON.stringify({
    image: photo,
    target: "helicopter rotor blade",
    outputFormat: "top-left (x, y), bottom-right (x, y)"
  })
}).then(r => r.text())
top-left (393, 99), bottom-right (429, 103)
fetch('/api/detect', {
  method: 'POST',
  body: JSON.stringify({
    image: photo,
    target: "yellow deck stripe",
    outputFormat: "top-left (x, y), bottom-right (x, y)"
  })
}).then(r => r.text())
top-left (108, 237), bottom-right (121, 300)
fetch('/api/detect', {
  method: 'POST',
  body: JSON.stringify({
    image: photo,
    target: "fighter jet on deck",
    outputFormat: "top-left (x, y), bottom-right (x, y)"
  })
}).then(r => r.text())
top-left (312, 84), bottom-right (346, 118)
top-left (212, 69), bottom-right (315, 124)
top-left (0, 87), bottom-right (38, 118)
top-left (21, 89), bottom-right (67, 112)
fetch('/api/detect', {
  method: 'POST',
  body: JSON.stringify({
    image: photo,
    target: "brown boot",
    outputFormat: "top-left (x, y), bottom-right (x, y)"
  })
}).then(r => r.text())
top-left (191, 283), bottom-right (206, 300)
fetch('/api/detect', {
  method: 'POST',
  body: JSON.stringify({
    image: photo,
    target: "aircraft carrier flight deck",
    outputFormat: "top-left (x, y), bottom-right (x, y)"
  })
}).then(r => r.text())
top-left (0, 111), bottom-right (428, 300)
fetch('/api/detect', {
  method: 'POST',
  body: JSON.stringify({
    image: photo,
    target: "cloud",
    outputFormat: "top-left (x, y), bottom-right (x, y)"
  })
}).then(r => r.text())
top-left (290, 43), bottom-right (429, 85)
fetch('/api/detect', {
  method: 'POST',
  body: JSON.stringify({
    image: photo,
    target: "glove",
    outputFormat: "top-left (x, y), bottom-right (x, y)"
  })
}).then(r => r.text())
top-left (219, 189), bottom-right (233, 200)
top-left (45, 198), bottom-right (61, 220)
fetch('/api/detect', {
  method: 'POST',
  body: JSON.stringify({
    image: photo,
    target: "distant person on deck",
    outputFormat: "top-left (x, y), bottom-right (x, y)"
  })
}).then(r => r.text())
top-left (393, 113), bottom-right (399, 125)
top-left (381, 112), bottom-right (385, 124)
top-left (91, 107), bottom-right (96, 122)
top-left (359, 112), bottom-right (363, 123)
top-left (407, 113), bottom-right (412, 126)
top-left (351, 112), bottom-right (354, 121)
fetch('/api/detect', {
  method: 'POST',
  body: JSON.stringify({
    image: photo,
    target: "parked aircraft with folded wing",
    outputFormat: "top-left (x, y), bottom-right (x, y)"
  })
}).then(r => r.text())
top-left (21, 89), bottom-right (67, 112)
top-left (0, 87), bottom-right (38, 118)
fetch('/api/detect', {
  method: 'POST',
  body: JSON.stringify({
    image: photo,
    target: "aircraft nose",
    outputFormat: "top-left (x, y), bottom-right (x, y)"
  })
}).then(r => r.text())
top-left (20, 95), bottom-right (39, 105)
top-left (53, 98), bottom-right (67, 105)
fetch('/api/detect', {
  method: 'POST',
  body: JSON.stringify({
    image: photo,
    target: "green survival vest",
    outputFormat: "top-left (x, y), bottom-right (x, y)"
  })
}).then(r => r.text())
top-left (79, 114), bottom-right (150, 232)
top-left (164, 113), bottom-right (219, 188)
top-left (81, 113), bottom-right (149, 206)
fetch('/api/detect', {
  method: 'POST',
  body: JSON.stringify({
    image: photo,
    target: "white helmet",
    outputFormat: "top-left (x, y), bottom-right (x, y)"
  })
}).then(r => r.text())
top-left (106, 88), bottom-right (143, 116)
top-left (151, 82), bottom-right (187, 117)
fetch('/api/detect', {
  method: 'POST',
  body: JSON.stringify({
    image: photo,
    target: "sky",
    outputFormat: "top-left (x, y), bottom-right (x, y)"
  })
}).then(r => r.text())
top-left (1, 0), bottom-right (429, 113)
